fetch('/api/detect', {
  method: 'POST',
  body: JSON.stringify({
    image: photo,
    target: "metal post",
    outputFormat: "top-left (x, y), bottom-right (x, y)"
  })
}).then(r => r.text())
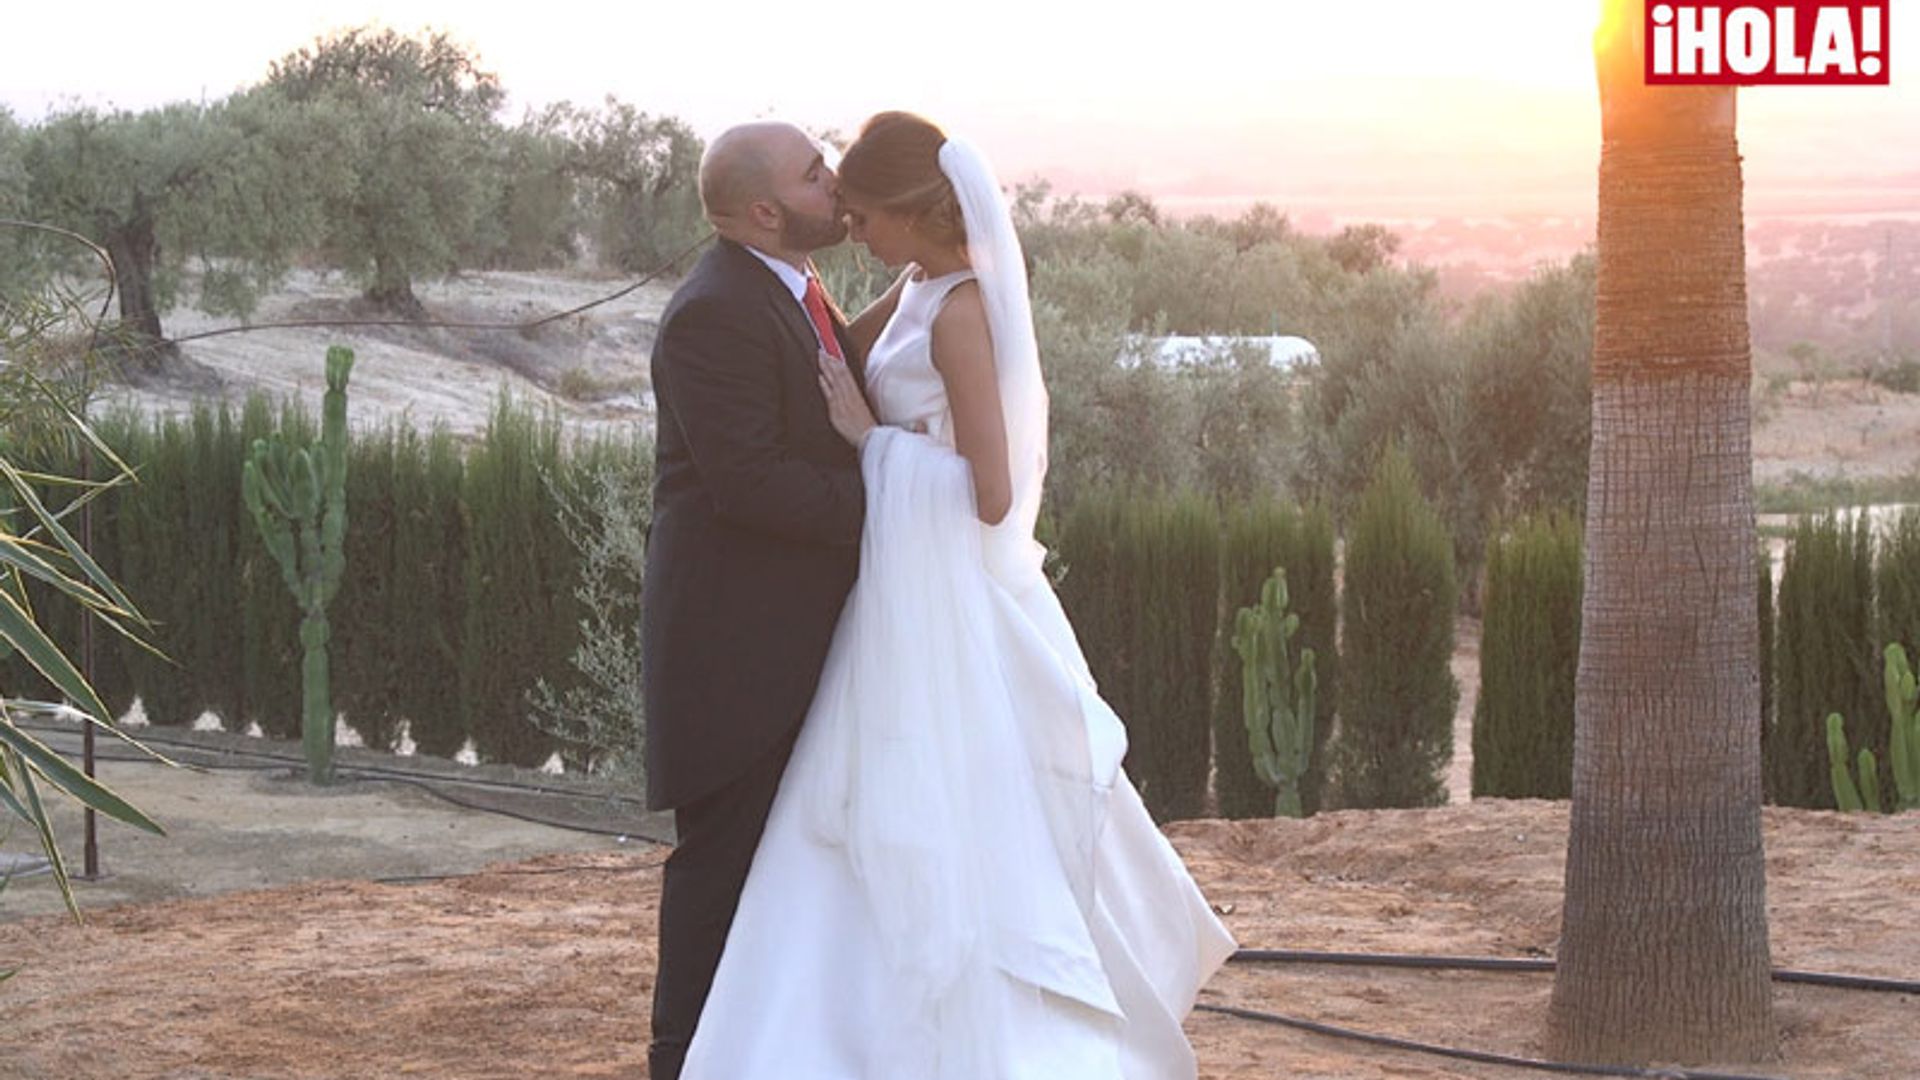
top-left (80, 434), bottom-right (100, 881)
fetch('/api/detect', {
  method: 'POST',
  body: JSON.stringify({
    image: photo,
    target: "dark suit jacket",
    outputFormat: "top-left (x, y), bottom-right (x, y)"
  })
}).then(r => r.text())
top-left (641, 237), bottom-right (866, 811)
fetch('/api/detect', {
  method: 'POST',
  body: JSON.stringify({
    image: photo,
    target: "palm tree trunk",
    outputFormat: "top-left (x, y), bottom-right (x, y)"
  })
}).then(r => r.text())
top-left (1547, 4), bottom-right (1775, 1063)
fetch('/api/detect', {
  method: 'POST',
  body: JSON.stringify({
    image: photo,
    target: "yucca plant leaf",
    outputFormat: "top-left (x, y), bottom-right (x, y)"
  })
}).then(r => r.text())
top-left (18, 367), bottom-right (138, 481)
top-left (0, 756), bottom-right (34, 824)
top-left (0, 724), bottom-right (163, 836)
top-left (11, 466), bottom-right (134, 538)
top-left (3, 703), bottom-right (189, 768)
top-left (0, 534), bottom-right (121, 614)
top-left (9, 748), bottom-right (78, 919)
top-left (0, 457), bottom-right (144, 621)
top-left (0, 586), bottom-right (111, 725)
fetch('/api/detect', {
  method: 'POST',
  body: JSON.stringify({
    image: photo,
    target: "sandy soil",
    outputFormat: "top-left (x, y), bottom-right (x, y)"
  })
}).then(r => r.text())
top-left (1752, 377), bottom-right (1920, 484)
top-left (0, 723), bottom-right (668, 922)
top-left (104, 269), bottom-right (674, 446)
top-left (4, 790), bottom-right (1914, 1080)
top-left (1446, 615), bottom-right (1480, 804)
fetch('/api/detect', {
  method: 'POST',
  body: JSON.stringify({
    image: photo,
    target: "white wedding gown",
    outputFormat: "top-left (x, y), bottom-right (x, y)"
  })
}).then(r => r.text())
top-left (678, 266), bottom-right (1236, 1080)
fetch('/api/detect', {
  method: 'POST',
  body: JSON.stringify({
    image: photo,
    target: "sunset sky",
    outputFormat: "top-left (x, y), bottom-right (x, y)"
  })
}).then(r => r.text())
top-left (4, 0), bottom-right (1916, 222)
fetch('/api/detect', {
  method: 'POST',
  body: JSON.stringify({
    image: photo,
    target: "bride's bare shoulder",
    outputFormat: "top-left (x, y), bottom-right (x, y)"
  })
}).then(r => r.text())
top-left (930, 279), bottom-right (991, 372)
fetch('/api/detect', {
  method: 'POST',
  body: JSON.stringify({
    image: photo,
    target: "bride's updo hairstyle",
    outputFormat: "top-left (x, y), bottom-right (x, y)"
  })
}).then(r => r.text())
top-left (836, 112), bottom-right (967, 249)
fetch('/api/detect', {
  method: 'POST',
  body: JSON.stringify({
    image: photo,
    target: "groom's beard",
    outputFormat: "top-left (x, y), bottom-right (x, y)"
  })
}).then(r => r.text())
top-left (777, 199), bottom-right (848, 252)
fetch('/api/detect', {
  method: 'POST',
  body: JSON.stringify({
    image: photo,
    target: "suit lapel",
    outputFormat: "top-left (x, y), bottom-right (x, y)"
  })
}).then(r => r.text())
top-left (716, 238), bottom-right (869, 393)
top-left (770, 289), bottom-right (823, 362)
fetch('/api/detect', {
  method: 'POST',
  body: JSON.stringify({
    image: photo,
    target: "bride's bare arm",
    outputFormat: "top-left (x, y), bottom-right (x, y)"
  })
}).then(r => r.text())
top-left (929, 281), bottom-right (1013, 526)
top-left (844, 265), bottom-right (915, 358)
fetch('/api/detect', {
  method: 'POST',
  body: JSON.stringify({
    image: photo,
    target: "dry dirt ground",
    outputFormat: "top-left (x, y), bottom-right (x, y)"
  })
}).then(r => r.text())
top-left (1751, 376), bottom-right (1920, 485)
top-left (103, 269), bottom-right (675, 447)
top-left (2, 725), bottom-right (1916, 1080)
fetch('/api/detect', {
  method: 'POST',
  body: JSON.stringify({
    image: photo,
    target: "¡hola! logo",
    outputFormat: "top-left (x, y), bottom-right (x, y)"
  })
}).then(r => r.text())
top-left (1645, 1), bottom-right (1891, 84)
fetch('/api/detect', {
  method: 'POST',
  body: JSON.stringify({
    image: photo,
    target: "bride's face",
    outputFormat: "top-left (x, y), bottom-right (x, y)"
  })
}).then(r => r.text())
top-left (840, 196), bottom-right (917, 270)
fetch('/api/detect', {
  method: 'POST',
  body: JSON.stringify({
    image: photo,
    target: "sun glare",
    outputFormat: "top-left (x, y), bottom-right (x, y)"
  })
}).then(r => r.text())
top-left (1593, 0), bottom-right (1637, 64)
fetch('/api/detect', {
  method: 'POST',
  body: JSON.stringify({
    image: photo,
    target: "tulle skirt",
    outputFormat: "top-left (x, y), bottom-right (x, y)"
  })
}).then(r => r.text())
top-left (679, 428), bottom-right (1235, 1080)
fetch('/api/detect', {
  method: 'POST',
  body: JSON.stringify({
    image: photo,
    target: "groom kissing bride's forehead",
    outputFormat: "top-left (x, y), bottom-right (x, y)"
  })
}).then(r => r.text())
top-left (643, 111), bottom-right (1233, 1080)
top-left (698, 122), bottom-right (847, 261)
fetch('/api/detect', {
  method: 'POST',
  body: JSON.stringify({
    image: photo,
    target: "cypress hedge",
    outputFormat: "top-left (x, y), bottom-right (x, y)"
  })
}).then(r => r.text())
top-left (458, 395), bottom-right (571, 768)
top-left (336, 424), bottom-right (401, 750)
top-left (114, 413), bottom-right (199, 727)
top-left (1773, 512), bottom-right (1877, 807)
top-left (184, 402), bottom-right (248, 726)
top-left (1876, 507), bottom-right (1920, 685)
top-left (1335, 445), bottom-right (1458, 808)
top-left (1470, 512), bottom-right (1581, 799)
top-left (1059, 485), bottom-right (1220, 822)
top-left (390, 422), bottom-right (468, 757)
top-left (1127, 490), bottom-right (1220, 821)
top-left (1758, 543), bottom-right (1775, 800)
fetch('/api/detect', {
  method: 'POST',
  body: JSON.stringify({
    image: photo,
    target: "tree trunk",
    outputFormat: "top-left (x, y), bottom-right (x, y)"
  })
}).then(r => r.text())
top-left (1548, 4), bottom-right (1775, 1064)
top-left (105, 217), bottom-right (171, 370)
top-left (367, 251), bottom-right (425, 320)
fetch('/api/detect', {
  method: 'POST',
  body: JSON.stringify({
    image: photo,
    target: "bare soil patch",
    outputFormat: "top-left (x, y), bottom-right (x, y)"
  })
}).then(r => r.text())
top-left (4, 778), bottom-right (1913, 1079)
top-left (104, 269), bottom-right (674, 446)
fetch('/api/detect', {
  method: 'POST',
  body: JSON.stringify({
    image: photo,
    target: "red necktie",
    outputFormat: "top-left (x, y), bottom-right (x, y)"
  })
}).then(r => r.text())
top-left (803, 276), bottom-right (845, 361)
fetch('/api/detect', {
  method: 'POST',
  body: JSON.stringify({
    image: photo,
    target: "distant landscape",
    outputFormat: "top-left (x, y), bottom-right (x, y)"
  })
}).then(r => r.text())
top-left (1376, 215), bottom-right (1920, 370)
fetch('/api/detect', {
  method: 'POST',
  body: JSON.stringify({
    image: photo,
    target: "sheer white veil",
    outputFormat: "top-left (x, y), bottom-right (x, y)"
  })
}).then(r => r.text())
top-left (938, 138), bottom-right (1050, 589)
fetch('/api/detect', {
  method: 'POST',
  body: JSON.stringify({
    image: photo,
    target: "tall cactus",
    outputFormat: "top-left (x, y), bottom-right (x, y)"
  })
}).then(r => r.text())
top-left (1884, 642), bottom-right (1920, 811)
top-left (1826, 713), bottom-right (1880, 813)
top-left (1825, 642), bottom-right (1920, 813)
top-left (241, 346), bottom-right (353, 783)
top-left (1231, 567), bottom-right (1317, 818)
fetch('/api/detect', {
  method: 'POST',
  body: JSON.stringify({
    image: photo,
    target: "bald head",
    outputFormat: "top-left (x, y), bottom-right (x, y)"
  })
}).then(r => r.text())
top-left (697, 121), bottom-right (847, 259)
top-left (699, 122), bottom-right (810, 223)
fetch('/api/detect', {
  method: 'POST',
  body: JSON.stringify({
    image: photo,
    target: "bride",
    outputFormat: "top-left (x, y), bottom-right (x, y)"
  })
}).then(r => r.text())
top-left (679, 112), bottom-right (1236, 1080)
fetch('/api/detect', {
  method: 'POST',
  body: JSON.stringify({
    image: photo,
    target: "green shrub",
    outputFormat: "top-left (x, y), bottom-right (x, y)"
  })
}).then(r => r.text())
top-left (1334, 444), bottom-right (1458, 808)
top-left (459, 394), bottom-right (571, 767)
top-left (1773, 512), bottom-right (1877, 807)
top-left (1759, 543), bottom-right (1776, 799)
top-left (528, 431), bottom-right (650, 778)
top-left (1876, 507), bottom-right (1920, 680)
top-left (1059, 485), bottom-right (1219, 821)
top-left (336, 423), bottom-right (400, 749)
top-left (1471, 512), bottom-right (1581, 799)
top-left (390, 422), bottom-right (467, 757)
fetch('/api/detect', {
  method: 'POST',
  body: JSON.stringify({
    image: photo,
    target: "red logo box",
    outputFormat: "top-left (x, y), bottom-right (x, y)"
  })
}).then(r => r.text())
top-left (1645, 1), bottom-right (1891, 85)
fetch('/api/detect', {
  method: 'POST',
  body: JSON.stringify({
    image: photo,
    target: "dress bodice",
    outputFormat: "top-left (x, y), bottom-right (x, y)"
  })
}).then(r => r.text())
top-left (865, 268), bottom-right (976, 448)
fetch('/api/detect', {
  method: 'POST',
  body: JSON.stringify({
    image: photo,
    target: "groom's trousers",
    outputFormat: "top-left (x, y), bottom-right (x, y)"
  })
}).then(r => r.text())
top-left (648, 727), bottom-right (799, 1080)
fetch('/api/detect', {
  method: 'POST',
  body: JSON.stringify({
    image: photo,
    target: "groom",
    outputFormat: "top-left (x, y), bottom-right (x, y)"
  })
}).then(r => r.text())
top-left (640, 122), bottom-right (869, 1080)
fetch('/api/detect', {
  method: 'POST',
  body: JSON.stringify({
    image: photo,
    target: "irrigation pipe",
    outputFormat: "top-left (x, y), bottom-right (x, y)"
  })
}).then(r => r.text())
top-left (23, 732), bottom-right (663, 843)
top-left (1191, 1000), bottom-right (1788, 1080)
top-left (15, 717), bottom-right (653, 807)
